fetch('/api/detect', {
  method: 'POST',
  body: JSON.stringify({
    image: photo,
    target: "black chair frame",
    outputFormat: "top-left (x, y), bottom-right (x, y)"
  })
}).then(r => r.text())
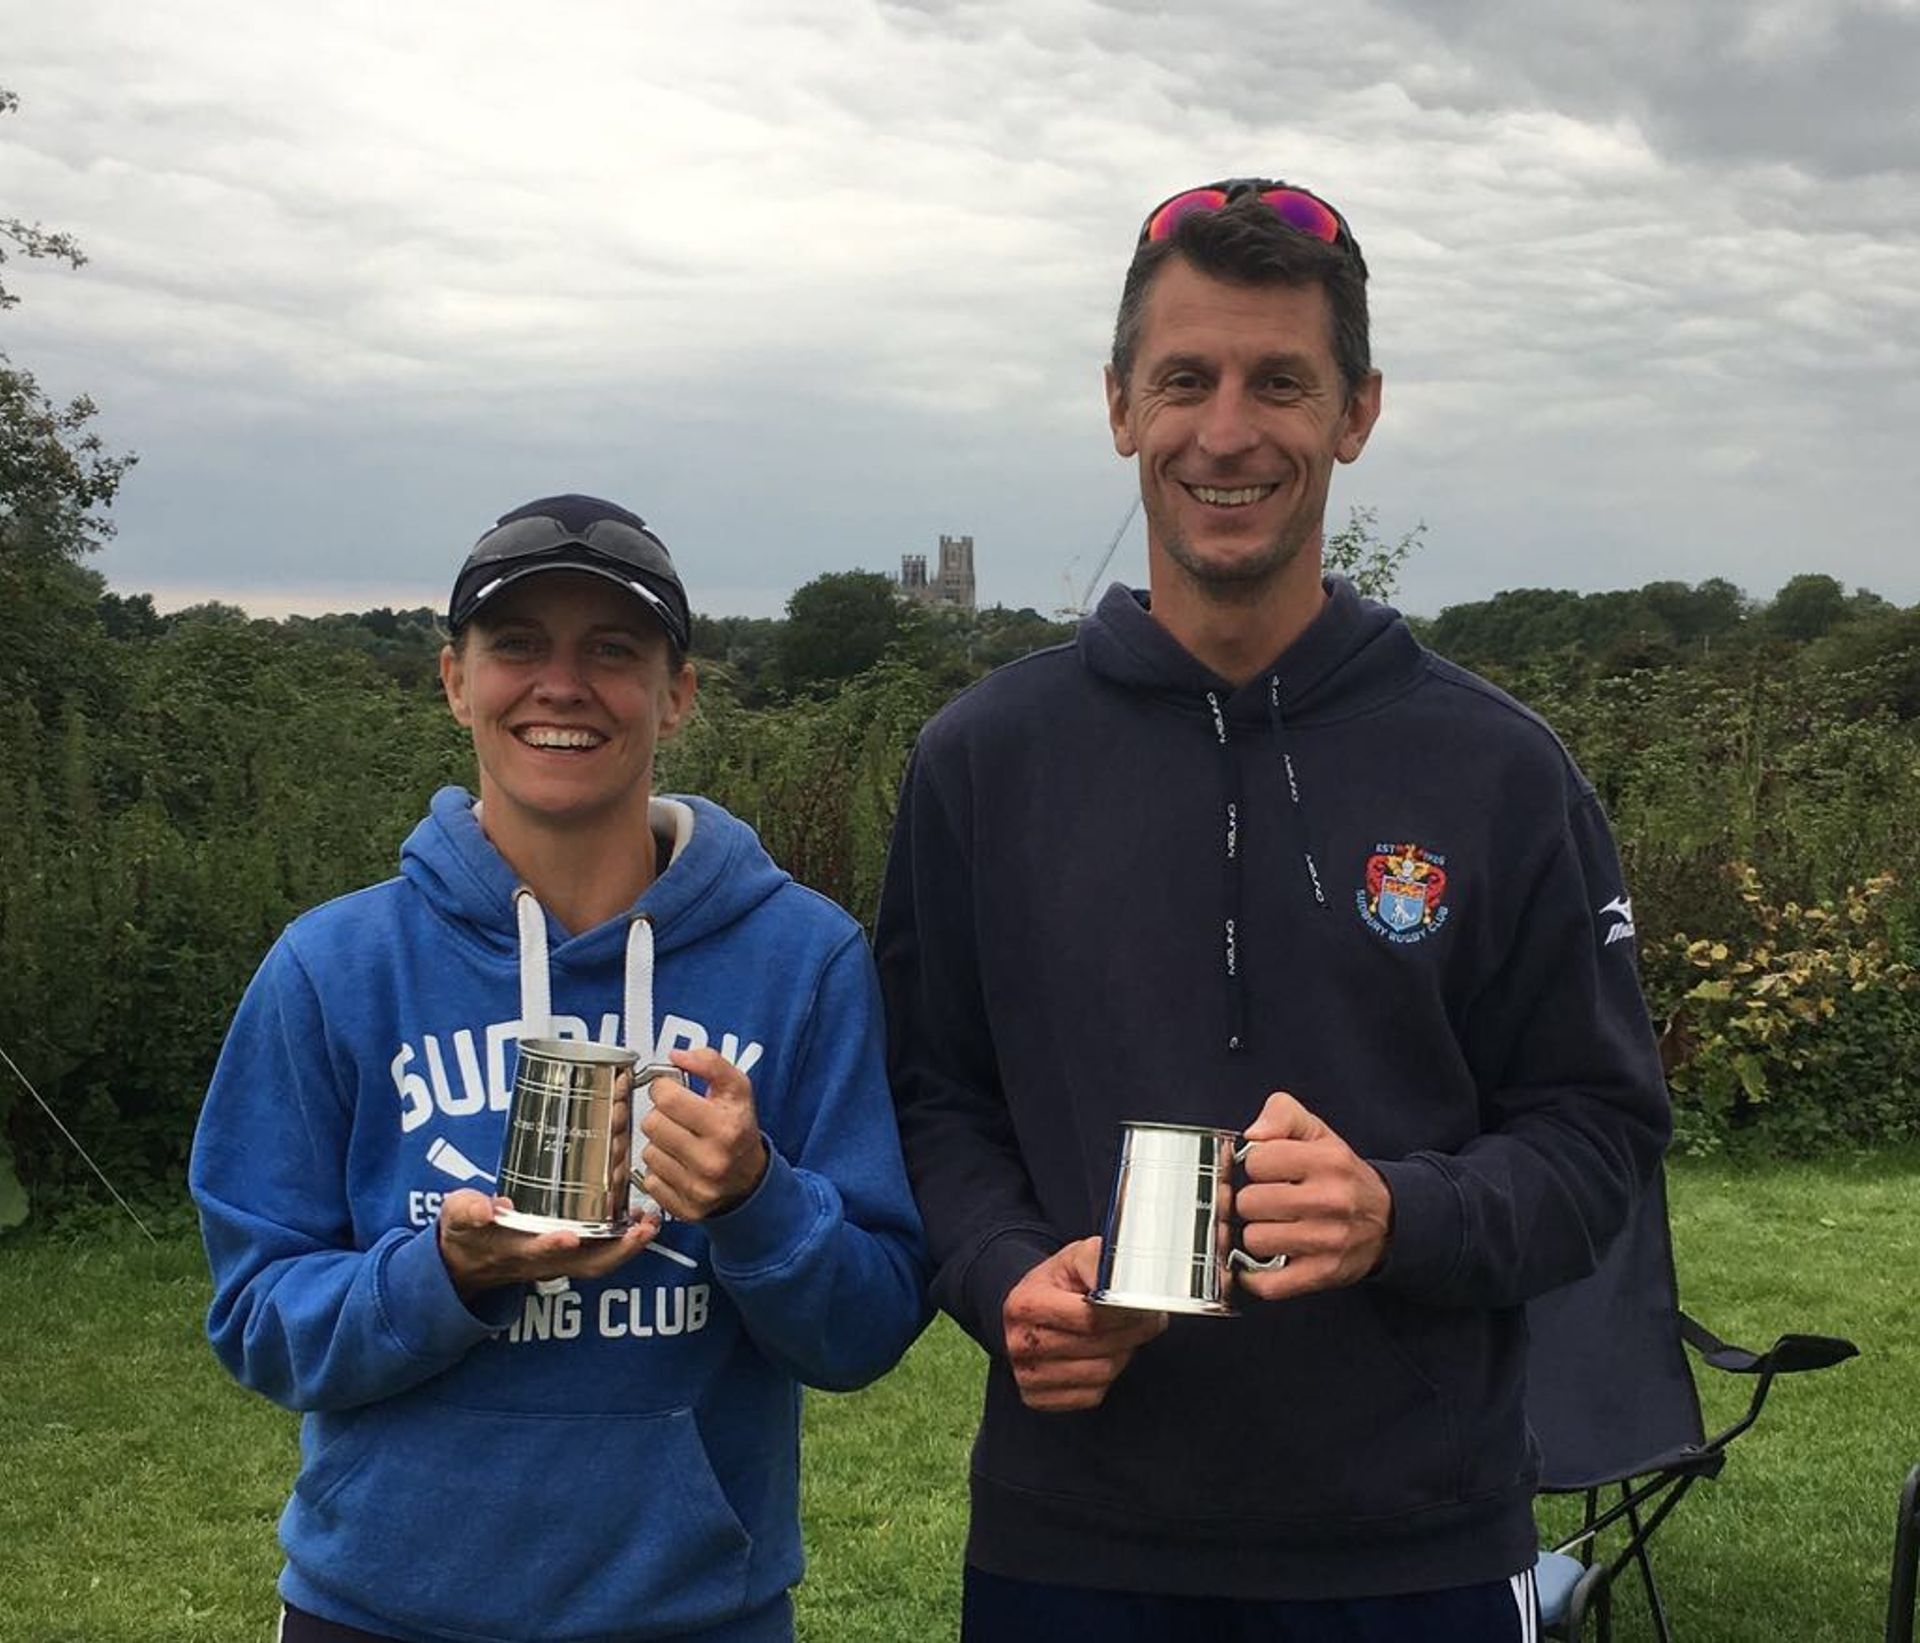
top-left (1890, 1462), bottom-right (1920, 1643)
top-left (1544, 1313), bottom-right (1858, 1642)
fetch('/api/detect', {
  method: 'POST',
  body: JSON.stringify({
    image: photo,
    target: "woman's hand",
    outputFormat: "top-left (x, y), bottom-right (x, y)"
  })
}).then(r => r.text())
top-left (437, 1190), bottom-right (659, 1305)
top-left (636, 1046), bottom-right (770, 1220)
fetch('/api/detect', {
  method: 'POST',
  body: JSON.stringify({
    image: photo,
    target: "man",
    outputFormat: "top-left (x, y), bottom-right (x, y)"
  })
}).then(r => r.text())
top-left (874, 180), bottom-right (1669, 1640)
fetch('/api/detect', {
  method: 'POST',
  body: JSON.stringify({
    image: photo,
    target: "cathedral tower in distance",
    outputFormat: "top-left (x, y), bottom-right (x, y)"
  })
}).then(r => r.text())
top-left (897, 533), bottom-right (976, 612)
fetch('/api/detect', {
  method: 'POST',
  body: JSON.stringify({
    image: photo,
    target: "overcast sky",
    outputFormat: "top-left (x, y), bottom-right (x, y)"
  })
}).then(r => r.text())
top-left (4, 0), bottom-right (1916, 622)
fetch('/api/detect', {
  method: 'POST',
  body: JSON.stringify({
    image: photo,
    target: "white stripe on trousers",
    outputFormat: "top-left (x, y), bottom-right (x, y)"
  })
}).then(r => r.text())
top-left (1509, 1567), bottom-right (1540, 1643)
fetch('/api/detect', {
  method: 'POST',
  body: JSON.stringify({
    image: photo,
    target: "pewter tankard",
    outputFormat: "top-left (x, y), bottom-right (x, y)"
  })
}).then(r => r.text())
top-left (1088, 1120), bottom-right (1285, 1316)
top-left (493, 1039), bottom-right (674, 1238)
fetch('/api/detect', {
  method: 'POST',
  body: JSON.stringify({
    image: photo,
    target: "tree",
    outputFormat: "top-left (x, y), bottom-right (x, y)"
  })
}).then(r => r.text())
top-left (97, 589), bottom-right (165, 641)
top-left (775, 569), bottom-right (923, 695)
top-left (690, 612), bottom-right (783, 704)
top-left (961, 605), bottom-right (1076, 673)
top-left (1324, 504), bottom-right (1424, 602)
top-left (2, 87), bottom-right (139, 719)
top-left (1641, 577), bottom-right (1747, 649)
top-left (283, 606), bottom-right (447, 691)
top-left (1, 91), bottom-right (87, 309)
top-left (1, 88), bottom-right (139, 1227)
top-left (1428, 578), bottom-right (1763, 673)
top-left (1427, 586), bottom-right (1595, 667)
top-left (1691, 578), bottom-right (1748, 636)
top-left (2, 91), bottom-right (135, 575)
top-left (1764, 573), bottom-right (1849, 644)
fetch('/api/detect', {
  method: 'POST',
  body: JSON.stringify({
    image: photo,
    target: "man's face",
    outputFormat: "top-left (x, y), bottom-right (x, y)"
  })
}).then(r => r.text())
top-left (1106, 257), bottom-right (1381, 599)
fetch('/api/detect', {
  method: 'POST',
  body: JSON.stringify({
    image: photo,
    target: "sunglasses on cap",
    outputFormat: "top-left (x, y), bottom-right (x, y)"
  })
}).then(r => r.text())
top-left (449, 511), bottom-right (691, 650)
top-left (1139, 178), bottom-right (1355, 254)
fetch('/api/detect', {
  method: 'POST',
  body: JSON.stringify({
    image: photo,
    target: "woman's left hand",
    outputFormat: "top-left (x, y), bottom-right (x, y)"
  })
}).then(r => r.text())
top-left (637, 1046), bottom-right (770, 1221)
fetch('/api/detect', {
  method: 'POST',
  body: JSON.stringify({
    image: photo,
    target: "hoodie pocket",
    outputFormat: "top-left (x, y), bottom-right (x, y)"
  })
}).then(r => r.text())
top-left (983, 1282), bottom-right (1487, 1532)
top-left (288, 1397), bottom-right (752, 1641)
top-left (1342, 1288), bottom-right (1462, 1513)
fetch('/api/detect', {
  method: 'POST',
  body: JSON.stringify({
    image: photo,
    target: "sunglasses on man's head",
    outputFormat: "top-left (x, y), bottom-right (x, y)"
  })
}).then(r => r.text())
top-left (1139, 180), bottom-right (1352, 252)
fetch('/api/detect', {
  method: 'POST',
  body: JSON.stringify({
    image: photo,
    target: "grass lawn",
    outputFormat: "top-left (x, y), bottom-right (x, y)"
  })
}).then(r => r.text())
top-left (0, 1152), bottom-right (1913, 1642)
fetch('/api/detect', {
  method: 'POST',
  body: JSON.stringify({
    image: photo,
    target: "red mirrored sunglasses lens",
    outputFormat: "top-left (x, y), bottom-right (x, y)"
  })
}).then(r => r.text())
top-left (1141, 184), bottom-right (1345, 247)
top-left (1259, 188), bottom-right (1341, 244)
top-left (1144, 188), bottom-right (1230, 242)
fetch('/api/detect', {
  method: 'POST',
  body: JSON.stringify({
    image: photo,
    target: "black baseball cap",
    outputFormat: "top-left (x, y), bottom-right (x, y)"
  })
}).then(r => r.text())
top-left (447, 494), bottom-right (692, 651)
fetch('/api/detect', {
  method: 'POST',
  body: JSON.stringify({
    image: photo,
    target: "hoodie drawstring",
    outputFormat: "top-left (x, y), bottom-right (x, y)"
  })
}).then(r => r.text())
top-left (1266, 677), bottom-right (1328, 912)
top-left (623, 917), bottom-right (655, 1056)
top-left (1205, 691), bottom-right (1250, 1054)
top-left (1203, 679), bottom-right (1328, 1054)
top-left (514, 889), bottom-right (552, 1036)
top-left (512, 891), bottom-right (658, 1056)
top-left (513, 892), bottom-right (664, 1238)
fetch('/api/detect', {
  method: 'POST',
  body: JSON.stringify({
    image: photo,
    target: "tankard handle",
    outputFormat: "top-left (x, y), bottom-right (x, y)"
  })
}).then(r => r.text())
top-left (1228, 1138), bottom-right (1290, 1272)
top-left (626, 1062), bottom-right (682, 1222)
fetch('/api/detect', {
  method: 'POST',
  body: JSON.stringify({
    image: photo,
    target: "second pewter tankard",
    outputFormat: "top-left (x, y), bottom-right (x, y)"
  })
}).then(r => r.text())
top-left (1088, 1120), bottom-right (1285, 1317)
top-left (493, 1038), bottom-right (676, 1237)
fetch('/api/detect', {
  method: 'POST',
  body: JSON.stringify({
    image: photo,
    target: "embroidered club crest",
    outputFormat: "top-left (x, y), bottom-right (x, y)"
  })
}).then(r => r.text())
top-left (1357, 842), bottom-right (1451, 944)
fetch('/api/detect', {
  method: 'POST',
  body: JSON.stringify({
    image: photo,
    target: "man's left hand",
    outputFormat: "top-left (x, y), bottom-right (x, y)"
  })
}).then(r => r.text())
top-left (1233, 1091), bottom-right (1393, 1301)
top-left (637, 1047), bottom-right (770, 1221)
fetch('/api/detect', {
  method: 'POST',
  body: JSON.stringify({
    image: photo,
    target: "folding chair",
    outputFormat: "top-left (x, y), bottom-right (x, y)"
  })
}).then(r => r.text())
top-left (1524, 1168), bottom-right (1859, 1640)
top-left (1889, 1462), bottom-right (1920, 1643)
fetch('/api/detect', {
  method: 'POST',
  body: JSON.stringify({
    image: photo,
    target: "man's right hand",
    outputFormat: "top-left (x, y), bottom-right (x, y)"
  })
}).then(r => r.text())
top-left (1002, 1237), bottom-right (1167, 1412)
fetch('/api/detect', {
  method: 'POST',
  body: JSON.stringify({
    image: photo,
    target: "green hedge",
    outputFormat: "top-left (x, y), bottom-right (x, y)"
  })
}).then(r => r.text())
top-left (5, 612), bottom-right (1918, 1222)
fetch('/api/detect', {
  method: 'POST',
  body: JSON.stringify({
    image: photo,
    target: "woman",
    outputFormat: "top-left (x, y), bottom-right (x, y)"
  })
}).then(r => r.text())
top-left (191, 494), bottom-right (929, 1643)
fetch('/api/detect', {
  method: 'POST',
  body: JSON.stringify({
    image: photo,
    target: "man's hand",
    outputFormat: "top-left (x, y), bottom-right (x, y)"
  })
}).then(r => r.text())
top-left (1002, 1237), bottom-right (1167, 1412)
top-left (1233, 1091), bottom-right (1394, 1302)
top-left (637, 1046), bottom-right (770, 1221)
top-left (437, 1189), bottom-right (658, 1306)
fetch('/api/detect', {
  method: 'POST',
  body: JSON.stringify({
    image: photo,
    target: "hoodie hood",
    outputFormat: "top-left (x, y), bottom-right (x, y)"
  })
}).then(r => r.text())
top-left (400, 787), bottom-right (791, 964)
top-left (1075, 576), bottom-right (1424, 1049)
top-left (1077, 576), bottom-right (1420, 724)
top-left (195, 781), bottom-right (928, 1642)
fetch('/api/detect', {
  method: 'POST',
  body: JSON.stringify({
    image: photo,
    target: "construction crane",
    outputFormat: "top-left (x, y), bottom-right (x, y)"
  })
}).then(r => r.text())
top-left (1058, 497), bottom-right (1141, 618)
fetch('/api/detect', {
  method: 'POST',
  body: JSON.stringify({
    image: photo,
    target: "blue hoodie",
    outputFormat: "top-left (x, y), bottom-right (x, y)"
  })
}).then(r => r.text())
top-left (192, 788), bottom-right (929, 1643)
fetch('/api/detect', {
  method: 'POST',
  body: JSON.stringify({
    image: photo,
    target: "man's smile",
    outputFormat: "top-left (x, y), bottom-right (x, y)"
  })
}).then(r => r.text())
top-left (1182, 481), bottom-right (1280, 508)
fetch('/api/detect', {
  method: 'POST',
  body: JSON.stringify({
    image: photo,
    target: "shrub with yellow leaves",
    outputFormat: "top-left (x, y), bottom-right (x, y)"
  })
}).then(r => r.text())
top-left (1647, 865), bottom-right (1918, 1153)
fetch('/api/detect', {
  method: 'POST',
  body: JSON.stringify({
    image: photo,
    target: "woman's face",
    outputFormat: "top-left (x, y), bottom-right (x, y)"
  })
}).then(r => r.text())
top-left (439, 570), bottom-right (696, 834)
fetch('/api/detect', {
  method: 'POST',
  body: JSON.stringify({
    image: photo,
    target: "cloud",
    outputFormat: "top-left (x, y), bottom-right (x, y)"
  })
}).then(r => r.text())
top-left (1373, 0), bottom-right (1920, 179)
top-left (2, 0), bottom-right (1915, 621)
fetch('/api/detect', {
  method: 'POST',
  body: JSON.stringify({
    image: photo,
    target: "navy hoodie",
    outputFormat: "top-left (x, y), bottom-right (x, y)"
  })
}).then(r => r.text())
top-left (192, 789), bottom-right (929, 1643)
top-left (875, 579), bottom-right (1670, 1600)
